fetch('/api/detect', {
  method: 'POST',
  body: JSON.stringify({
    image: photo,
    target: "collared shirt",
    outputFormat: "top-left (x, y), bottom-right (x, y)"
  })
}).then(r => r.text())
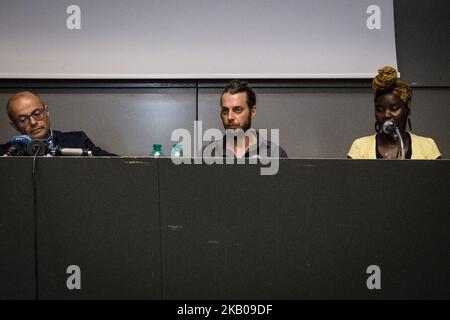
top-left (203, 130), bottom-right (288, 158)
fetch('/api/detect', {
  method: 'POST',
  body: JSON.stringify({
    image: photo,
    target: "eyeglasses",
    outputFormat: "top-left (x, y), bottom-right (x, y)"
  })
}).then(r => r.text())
top-left (14, 108), bottom-right (46, 126)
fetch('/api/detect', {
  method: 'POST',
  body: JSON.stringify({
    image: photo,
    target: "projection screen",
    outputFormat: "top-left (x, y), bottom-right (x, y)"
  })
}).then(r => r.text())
top-left (0, 0), bottom-right (398, 79)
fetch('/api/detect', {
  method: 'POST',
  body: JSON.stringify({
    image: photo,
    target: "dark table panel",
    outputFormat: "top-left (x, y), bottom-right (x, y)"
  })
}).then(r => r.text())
top-left (0, 158), bottom-right (36, 299)
top-left (2, 158), bottom-right (449, 299)
top-left (159, 159), bottom-right (450, 299)
top-left (35, 158), bottom-right (161, 299)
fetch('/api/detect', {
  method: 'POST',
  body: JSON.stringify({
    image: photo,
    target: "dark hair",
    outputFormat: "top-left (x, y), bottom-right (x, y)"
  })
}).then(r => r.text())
top-left (220, 80), bottom-right (256, 108)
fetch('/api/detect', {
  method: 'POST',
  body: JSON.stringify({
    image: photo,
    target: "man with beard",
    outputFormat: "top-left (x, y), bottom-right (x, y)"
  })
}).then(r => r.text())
top-left (203, 80), bottom-right (287, 159)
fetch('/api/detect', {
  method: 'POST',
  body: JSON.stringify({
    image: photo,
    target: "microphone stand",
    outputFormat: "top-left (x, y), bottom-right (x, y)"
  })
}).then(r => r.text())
top-left (394, 127), bottom-right (406, 160)
top-left (382, 120), bottom-right (406, 160)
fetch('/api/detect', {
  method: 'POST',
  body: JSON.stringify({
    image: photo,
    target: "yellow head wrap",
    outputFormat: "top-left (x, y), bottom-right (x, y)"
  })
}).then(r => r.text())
top-left (372, 66), bottom-right (412, 106)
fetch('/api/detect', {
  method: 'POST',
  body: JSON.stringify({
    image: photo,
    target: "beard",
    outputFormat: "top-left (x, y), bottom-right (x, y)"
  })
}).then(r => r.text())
top-left (225, 116), bottom-right (252, 132)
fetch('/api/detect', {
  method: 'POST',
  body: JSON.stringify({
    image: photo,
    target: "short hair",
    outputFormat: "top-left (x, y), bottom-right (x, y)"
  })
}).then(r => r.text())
top-left (372, 66), bottom-right (412, 106)
top-left (220, 80), bottom-right (256, 108)
top-left (6, 91), bottom-right (44, 121)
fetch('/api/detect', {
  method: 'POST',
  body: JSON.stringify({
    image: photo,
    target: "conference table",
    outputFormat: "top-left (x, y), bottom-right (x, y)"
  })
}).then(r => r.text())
top-left (1, 157), bottom-right (449, 299)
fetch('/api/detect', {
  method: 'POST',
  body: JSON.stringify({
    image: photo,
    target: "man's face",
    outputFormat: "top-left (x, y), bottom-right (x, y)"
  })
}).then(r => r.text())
top-left (9, 94), bottom-right (51, 139)
top-left (374, 92), bottom-right (410, 132)
top-left (220, 92), bottom-right (256, 131)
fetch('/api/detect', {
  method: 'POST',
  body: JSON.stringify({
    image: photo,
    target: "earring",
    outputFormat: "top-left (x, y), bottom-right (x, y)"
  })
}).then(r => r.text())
top-left (374, 122), bottom-right (381, 133)
top-left (408, 118), bottom-right (412, 131)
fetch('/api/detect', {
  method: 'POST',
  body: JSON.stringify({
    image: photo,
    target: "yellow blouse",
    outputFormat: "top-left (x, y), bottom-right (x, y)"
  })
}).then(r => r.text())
top-left (347, 133), bottom-right (441, 159)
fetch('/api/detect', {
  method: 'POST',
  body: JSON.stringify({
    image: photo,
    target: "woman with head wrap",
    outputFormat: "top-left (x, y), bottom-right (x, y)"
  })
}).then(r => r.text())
top-left (347, 66), bottom-right (441, 159)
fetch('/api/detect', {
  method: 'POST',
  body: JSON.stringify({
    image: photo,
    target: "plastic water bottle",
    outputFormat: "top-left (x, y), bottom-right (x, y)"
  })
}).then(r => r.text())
top-left (150, 144), bottom-right (164, 157)
top-left (171, 144), bottom-right (183, 158)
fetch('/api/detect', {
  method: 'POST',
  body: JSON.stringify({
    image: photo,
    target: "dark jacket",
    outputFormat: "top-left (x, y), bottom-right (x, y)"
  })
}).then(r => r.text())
top-left (0, 130), bottom-right (116, 156)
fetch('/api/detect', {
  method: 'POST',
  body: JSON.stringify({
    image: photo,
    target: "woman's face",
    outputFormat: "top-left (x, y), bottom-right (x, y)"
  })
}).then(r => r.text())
top-left (375, 92), bottom-right (410, 132)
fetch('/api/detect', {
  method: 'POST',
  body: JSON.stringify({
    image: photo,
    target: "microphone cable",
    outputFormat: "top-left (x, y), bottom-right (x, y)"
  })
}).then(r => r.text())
top-left (382, 120), bottom-right (406, 160)
top-left (32, 145), bottom-right (42, 299)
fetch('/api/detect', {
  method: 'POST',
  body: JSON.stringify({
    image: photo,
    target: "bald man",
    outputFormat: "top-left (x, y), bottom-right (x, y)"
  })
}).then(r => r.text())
top-left (1, 91), bottom-right (115, 156)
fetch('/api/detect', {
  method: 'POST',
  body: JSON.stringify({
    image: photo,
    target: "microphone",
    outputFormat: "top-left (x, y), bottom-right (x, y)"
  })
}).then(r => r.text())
top-left (381, 119), bottom-right (406, 159)
top-left (381, 120), bottom-right (396, 135)
top-left (26, 139), bottom-right (47, 156)
top-left (7, 135), bottom-right (32, 156)
top-left (5, 135), bottom-right (92, 157)
top-left (50, 147), bottom-right (92, 156)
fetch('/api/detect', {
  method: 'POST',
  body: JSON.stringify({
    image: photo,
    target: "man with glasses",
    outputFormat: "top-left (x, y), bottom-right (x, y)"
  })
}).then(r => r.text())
top-left (1, 91), bottom-right (115, 156)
